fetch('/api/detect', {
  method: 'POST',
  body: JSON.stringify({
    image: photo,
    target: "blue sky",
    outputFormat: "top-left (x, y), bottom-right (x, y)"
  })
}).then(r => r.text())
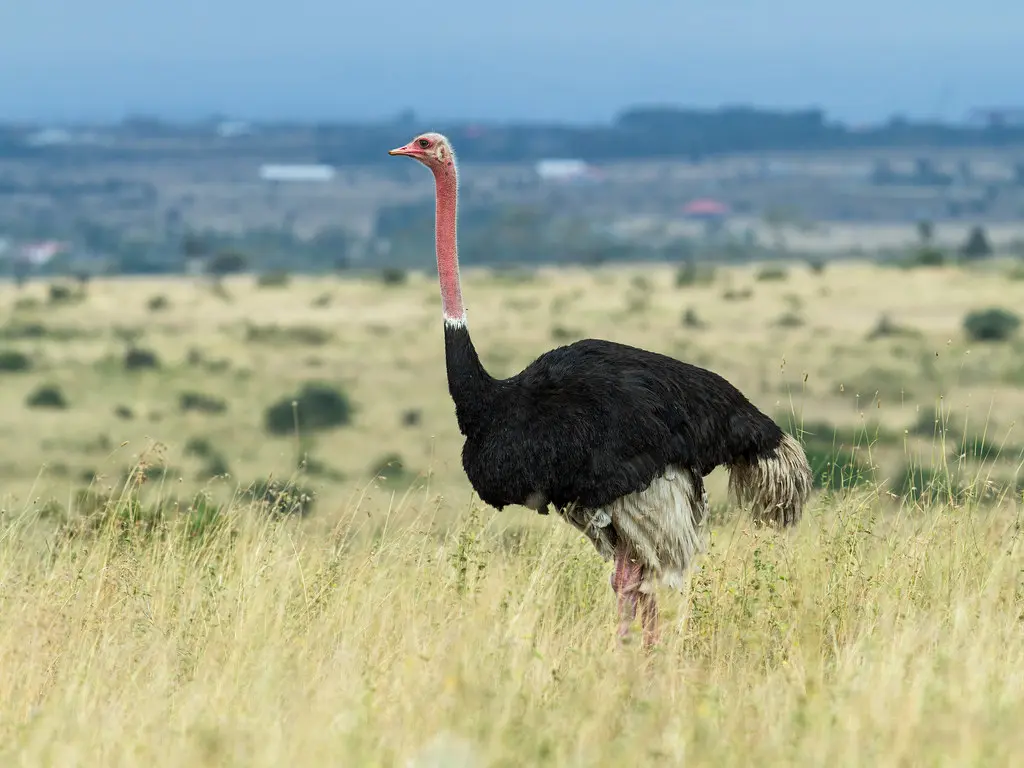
top-left (0, 0), bottom-right (1018, 123)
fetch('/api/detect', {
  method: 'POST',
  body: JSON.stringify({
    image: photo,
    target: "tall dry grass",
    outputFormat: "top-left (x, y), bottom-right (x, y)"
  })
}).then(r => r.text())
top-left (1, 481), bottom-right (1022, 766)
top-left (0, 262), bottom-right (1022, 764)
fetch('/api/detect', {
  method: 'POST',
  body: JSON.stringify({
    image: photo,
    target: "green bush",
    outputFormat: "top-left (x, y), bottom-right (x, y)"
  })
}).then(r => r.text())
top-left (124, 347), bottom-right (161, 370)
top-left (256, 271), bottom-right (290, 288)
top-left (773, 311), bottom-right (804, 328)
top-left (755, 265), bottom-right (788, 282)
top-left (0, 350), bottom-right (32, 372)
top-left (241, 478), bottom-right (315, 516)
top-left (674, 261), bottom-right (715, 288)
top-left (184, 436), bottom-right (217, 458)
top-left (48, 283), bottom-right (77, 303)
top-left (26, 384), bottom-right (68, 409)
top-left (794, 423), bottom-right (875, 491)
top-left (179, 391), bottom-right (228, 415)
top-left (722, 287), bottom-right (753, 301)
top-left (208, 250), bottom-right (248, 276)
top-left (905, 247), bottom-right (947, 267)
top-left (894, 464), bottom-right (969, 505)
top-left (197, 453), bottom-right (231, 480)
top-left (264, 382), bottom-right (352, 436)
top-left (65, 490), bottom-right (229, 544)
top-left (369, 453), bottom-right (411, 485)
top-left (963, 308), bottom-right (1020, 342)
top-left (681, 308), bottom-right (704, 329)
top-left (960, 226), bottom-right (993, 259)
top-left (245, 324), bottom-right (332, 346)
top-left (147, 295), bottom-right (170, 311)
top-left (380, 267), bottom-right (408, 285)
top-left (866, 313), bottom-right (919, 341)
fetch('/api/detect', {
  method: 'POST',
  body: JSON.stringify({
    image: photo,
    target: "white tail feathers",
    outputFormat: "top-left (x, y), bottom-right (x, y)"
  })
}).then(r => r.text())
top-left (728, 432), bottom-right (813, 527)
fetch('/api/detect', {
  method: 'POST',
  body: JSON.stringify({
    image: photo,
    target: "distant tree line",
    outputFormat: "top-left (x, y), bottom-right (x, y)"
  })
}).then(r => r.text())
top-left (320, 107), bottom-right (1024, 165)
top-left (2, 106), bottom-right (1024, 165)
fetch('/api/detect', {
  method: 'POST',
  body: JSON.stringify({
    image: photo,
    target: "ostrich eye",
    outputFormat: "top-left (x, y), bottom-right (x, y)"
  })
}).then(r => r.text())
top-left (417, 138), bottom-right (430, 149)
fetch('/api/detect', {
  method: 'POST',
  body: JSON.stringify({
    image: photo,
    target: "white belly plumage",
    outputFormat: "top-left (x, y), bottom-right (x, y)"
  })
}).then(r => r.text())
top-left (557, 466), bottom-right (709, 593)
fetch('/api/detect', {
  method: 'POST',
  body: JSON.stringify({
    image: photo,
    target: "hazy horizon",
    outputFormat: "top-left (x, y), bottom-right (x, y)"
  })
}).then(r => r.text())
top-left (2, 0), bottom-right (1019, 124)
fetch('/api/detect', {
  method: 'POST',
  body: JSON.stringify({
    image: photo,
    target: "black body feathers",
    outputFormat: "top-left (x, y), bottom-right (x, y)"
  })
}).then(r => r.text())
top-left (444, 324), bottom-right (785, 514)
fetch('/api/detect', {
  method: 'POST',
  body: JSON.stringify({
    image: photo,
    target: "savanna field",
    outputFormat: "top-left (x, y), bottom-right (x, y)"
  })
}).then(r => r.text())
top-left (1, 259), bottom-right (1024, 765)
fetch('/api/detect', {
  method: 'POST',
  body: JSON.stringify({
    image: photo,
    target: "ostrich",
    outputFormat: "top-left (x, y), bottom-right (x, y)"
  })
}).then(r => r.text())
top-left (389, 133), bottom-right (813, 649)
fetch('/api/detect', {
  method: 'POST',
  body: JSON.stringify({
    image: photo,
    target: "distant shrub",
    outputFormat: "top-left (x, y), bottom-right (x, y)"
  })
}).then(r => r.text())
top-left (773, 311), bottom-right (805, 328)
top-left (26, 384), bottom-right (68, 409)
top-left (241, 478), bottom-right (315, 516)
top-left (630, 274), bottom-right (653, 293)
top-left (369, 453), bottom-right (411, 485)
top-left (674, 261), bottom-right (715, 288)
top-left (894, 464), bottom-right (969, 505)
top-left (722, 287), bottom-right (753, 301)
top-left (124, 347), bottom-right (161, 370)
top-left (184, 436), bottom-right (217, 459)
top-left (256, 270), bottom-right (290, 288)
top-left (0, 350), bottom-right (32, 372)
top-left (681, 308), bottom-right (704, 328)
top-left (113, 405), bottom-right (134, 420)
top-left (491, 267), bottom-right (536, 284)
top-left (147, 294), bottom-right (170, 311)
top-left (0, 321), bottom-right (45, 339)
top-left (866, 313), bottom-right (919, 341)
top-left (179, 391), bottom-right (228, 415)
top-left (311, 292), bottom-right (332, 308)
top-left (800, 440), bottom-right (873, 491)
top-left (65, 490), bottom-right (229, 544)
top-left (906, 247), bottom-right (947, 267)
top-left (551, 325), bottom-right (581, 342)
top-left (401, 408), bottom-right (422, 427)
top-left (264, 382), bottom-right (352, 436)
top-left (625, 294), bottom-right (649, 314)
top-left (963, 308), bottom-right (1021, 342)
top-left (960, 225), bottom-right (993, 260)
top-left (197, 453), bottom-right (231, 480)
top-left (805, 257), bottom-right (826, 274)
top-left (755, 265), bottom-right (788, 282)
top-left (380, 267), bottom-right (408, 285)
top-left (245, 324), bottom-right (332, 346)
top-left (122, 463), bottom-right (184, 485)
top-left (48, 283), bottom-right (77, 303)
top-left (208, 250), bottom-right (248, 276)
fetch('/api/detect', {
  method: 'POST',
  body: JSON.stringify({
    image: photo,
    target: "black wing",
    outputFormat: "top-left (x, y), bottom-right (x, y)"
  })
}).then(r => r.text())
top-left (462, 338), bottom-right (784, 511)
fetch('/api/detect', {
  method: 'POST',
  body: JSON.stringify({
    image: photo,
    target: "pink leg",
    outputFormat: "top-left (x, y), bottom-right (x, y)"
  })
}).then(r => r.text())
top-left (611, 544), bottom-right (660, 650)
top-left (639, 592), bottom-right (660, 649)
top-left (611, 546), bottom-right (642, 641)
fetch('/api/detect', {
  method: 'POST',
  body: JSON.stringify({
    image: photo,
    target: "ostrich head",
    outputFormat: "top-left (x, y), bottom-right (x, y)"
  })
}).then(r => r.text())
top-left (388, 132), bottom-right (455, 172)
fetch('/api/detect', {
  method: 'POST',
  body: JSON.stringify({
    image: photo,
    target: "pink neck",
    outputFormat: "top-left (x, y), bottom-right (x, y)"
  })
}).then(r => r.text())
top-left (432, 162), bottom-right (466, 326)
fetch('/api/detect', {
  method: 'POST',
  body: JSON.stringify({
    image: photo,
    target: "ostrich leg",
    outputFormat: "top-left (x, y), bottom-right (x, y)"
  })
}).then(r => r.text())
top-left (639, 591), bottom-right (659, 648)
top-left (611, 544), bottom-right (659, 649)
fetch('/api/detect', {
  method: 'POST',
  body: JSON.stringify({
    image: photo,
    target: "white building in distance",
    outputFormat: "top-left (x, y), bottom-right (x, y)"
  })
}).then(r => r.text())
top-left (258, 164), bottom-right (336, 183)
top-left (534, 159), bottom-right (599, 183)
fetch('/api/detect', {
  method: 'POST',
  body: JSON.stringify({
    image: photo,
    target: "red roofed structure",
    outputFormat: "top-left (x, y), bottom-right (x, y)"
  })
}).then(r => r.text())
top-left (682, 198), bottom-right (730, 218)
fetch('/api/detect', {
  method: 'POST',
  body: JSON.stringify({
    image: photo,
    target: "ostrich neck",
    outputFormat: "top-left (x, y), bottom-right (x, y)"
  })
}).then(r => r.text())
top-left (433, 161), bottom-right (493, 433)
top-left (433, 163), bottom-right (465, 325)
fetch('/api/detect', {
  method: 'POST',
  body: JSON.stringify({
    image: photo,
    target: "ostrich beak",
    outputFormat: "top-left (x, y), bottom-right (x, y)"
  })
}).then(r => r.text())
top-left (388, 144), bottom-right (415, 157)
